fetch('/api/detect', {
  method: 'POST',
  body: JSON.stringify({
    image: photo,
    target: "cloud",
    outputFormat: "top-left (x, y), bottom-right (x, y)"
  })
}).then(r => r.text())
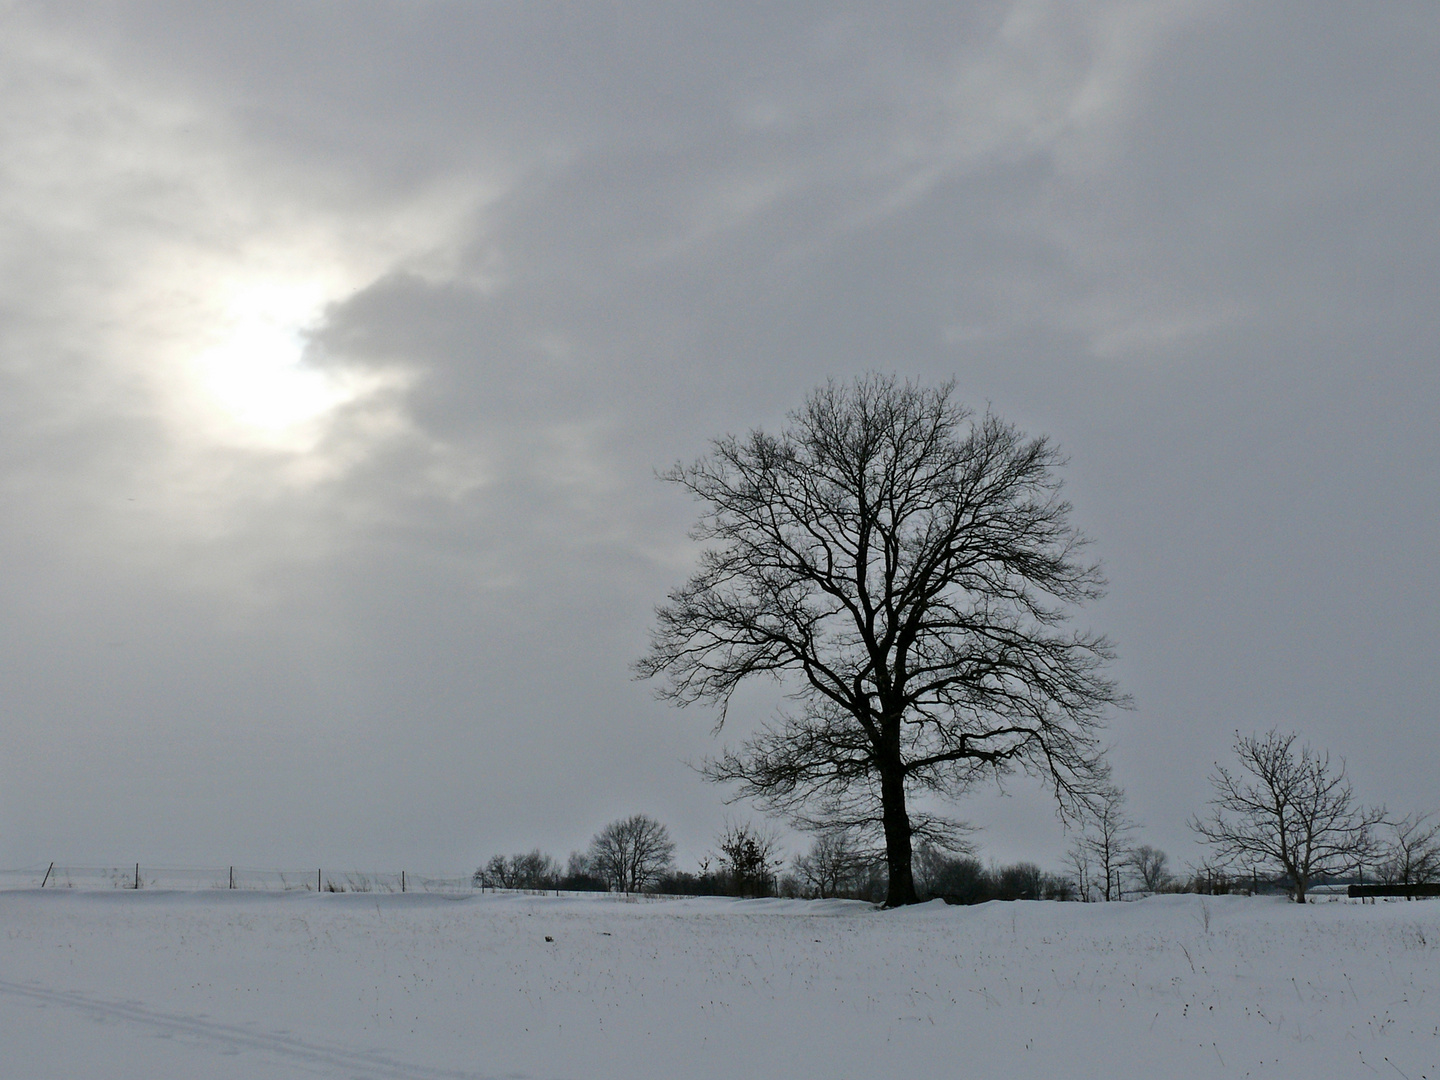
top-left (2, 1), bottom-right (1437, 870)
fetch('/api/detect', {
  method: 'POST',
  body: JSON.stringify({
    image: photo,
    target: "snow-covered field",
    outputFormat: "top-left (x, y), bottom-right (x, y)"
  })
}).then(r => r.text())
top-left (1, 890), bottom-right (1435, 1079)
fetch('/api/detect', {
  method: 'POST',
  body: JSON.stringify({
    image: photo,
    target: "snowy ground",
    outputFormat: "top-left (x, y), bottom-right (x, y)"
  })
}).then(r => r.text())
top-left (1, 890), bottom-right (1435, 1079)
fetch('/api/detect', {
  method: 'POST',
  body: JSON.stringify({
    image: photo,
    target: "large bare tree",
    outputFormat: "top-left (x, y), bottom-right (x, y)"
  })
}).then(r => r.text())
top-left (638, 375), bottom-right (1122, 906)
top-left (1191, 729), bottom-right (1384, 903)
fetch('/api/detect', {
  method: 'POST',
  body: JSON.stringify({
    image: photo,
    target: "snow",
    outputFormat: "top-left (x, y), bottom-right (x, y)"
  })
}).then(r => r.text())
top-left (1, 889), bottom-right (1436, 1079)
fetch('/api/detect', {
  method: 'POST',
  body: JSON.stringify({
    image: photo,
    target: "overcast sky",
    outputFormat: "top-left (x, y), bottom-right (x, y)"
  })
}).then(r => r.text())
top-left (2, 1), bottom-right (1436, 876)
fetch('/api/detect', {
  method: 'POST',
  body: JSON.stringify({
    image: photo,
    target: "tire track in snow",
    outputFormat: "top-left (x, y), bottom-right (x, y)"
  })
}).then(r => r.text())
top-left (0, 979), bottom-right (516, 1080)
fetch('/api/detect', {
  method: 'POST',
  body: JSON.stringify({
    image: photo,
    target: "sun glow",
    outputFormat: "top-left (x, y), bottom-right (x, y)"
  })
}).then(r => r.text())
top-left (189, 281), bottom-right (354, 446)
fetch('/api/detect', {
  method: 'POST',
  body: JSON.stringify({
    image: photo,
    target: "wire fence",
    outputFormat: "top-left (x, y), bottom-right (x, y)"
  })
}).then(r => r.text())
top-left (0, 864), bottom-right (483, 895)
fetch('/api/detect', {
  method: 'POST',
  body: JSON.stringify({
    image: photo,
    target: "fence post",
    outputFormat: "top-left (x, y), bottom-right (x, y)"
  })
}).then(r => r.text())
top-left (229, 866), bottom-right (234, 890)
top-left (317, 868), bottom-right (322, 893)
top-left (134, 863), bottom-right (140, 890)
top-left (40, 862), bottom-right (53, 888)
top-left (401, 870), bottom-right (405, 894)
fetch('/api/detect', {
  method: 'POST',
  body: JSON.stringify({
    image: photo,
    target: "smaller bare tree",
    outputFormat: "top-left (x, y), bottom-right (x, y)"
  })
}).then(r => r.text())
top-left (793, 829), bottom-right (866, 899)
top-left (1065, 841), bottom-right (1094, 901)
top-left (1190, 729), bottom-right (1383, 903)
top-left (1375, 811), bottom-right (1440, 887)
top-left (1072, 782), bottom-right (1134, 900)
top-left (914, 844), bottom-right (991, 903)
top-left (476, 850), bottom-right (558, 890)
top-left (1183, 859), bottom-right (1237, 896)
top-left (588, 814), bottom-right (676, 893)
top-left (716, 820), bottom-right (782, 898)
top-left (1128, 845), bottom-right (1172, 893)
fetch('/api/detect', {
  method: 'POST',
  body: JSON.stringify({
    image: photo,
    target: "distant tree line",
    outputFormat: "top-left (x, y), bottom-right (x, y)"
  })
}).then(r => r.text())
top-left (477, 816), bottom-right (1086, 905)
top-left (477, 732), bottom-right (1436, 906)
top-left (477, 818), bottom-right (793, 900)
top-left (475, 814), bottom-right (675, 894)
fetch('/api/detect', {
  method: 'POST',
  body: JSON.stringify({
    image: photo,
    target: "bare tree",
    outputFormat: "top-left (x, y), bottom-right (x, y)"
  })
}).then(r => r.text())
top-left (994, 862), bottom-right (1047, 900)
top-left (1082, 789), bottom-right (1134, 904)
top-left (793, 829), bottom-right (867, 899)
top-left (1375, 812), bottom-right (1440, 886)
top-left (1069, 782), bottom-right (1134, 900)
top-left (475, 850), bottom-right (558, 890)
top-left (1190, 729), bottom-right (1384, 903)
top-left (1183, 859), bottom-right (1236, 896)
top-left (1065, 841), bottom-right (1094, 901)
top-left (587, 814), bottom-right (676, 893)
top-left (715, 820), bottom-right (782, 898)
top-left (1128, 845), bottom-right (1172, 893)
top-left (559, 851), bottom-right (608, 892)
top-left (911, 838), bottom-right (981, 900)
top-left (638, 376), bottom-right (1123, 906)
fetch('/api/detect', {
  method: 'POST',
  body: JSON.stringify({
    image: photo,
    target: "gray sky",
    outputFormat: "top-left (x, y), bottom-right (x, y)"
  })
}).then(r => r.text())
top-left (2, 1), bottom-right (1436, 874)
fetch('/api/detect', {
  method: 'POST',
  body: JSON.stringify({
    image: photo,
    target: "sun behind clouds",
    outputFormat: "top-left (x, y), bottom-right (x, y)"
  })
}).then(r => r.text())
top-left (187, 280), bottom-right (356, 448)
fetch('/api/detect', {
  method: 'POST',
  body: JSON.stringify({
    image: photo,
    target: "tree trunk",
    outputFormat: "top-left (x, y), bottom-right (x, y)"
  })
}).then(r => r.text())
top-left (880, 765), bottom-right (918, 906)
